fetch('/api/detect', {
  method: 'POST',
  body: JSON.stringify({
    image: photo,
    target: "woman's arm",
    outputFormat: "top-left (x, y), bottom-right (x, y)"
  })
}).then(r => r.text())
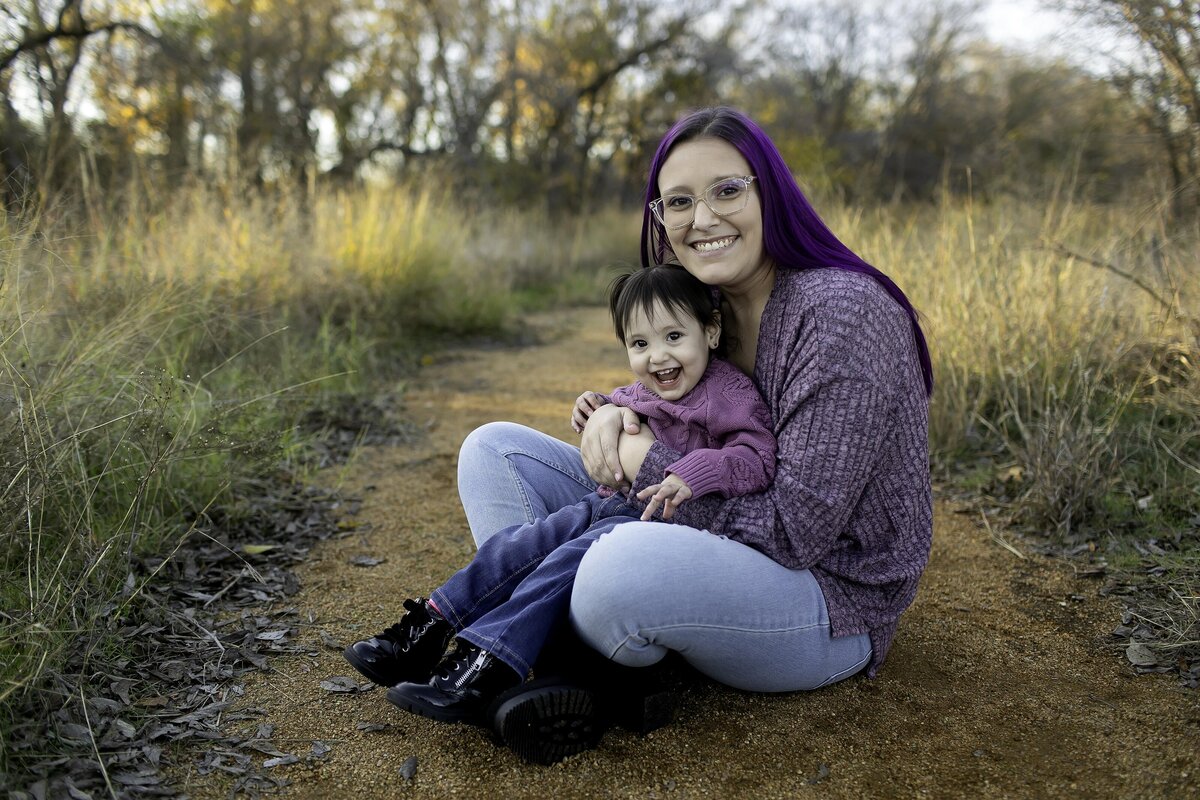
top-left (579, 402), bottom-right (645, 491)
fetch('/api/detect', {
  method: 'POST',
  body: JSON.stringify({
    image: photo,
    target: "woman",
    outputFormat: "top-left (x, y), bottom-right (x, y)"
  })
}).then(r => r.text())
top-left (459, 107), bottom-right (932, 696)
top-left (428, 106), bottom-right (933, 765)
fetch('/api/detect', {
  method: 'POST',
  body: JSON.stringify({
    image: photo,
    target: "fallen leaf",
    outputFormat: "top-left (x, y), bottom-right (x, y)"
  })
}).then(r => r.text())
top-left (1126, 642), bottom-right (1160, 667)
top-left (320, 676), bottom-right (366, 694)
top-left (399, 755), bottom-right (418, 782)
top-left (256, 630), bottom-right (289, 642)
top-left (241, 544), bottom-right (278, 555)
top-left (263, 754), bottom-right (299, 768)
top-left (349, 554), bottom-right (385, 567)
top-left (311, 740), bottom-right (332, 758)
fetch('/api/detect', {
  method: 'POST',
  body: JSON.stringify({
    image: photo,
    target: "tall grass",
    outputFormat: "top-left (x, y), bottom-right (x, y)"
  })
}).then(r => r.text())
top-left (0, 181), bottom-right (636, 775)
top-left (856, 193), bottom-right (1199, 537)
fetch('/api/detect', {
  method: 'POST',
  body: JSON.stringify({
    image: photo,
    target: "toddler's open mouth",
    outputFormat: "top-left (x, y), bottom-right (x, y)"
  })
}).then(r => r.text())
top-left (653, 368), bottom-right (681, 386)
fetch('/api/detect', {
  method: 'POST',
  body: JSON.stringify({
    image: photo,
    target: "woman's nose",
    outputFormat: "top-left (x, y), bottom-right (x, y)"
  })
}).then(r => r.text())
top-left (691, 199), bottom-right (720, 229)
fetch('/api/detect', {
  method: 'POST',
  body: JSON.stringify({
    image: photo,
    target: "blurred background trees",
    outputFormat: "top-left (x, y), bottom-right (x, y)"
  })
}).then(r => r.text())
top-left (0, 0), bottom-right (1193, 213)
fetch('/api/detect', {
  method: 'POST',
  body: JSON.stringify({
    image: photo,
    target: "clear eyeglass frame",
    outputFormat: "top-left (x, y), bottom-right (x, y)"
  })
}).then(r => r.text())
top-left (649, 175), bottom-right (757, 230)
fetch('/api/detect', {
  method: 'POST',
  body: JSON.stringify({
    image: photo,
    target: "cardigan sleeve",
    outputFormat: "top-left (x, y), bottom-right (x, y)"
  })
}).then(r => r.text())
top-left (628, 283), bottom-right (909, 569)
top-left (661, 363), bottom-right (777, 499)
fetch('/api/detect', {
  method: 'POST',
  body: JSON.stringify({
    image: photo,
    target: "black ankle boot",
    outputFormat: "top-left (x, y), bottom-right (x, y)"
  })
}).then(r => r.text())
top-left (387, 640), bottom-right (522, 724)
top-left (343, 597), bottom-right (453, 687)
top-left (534, 631), bottom-right (679, 734)
top-left (489, 678), bottom-right (606, 765)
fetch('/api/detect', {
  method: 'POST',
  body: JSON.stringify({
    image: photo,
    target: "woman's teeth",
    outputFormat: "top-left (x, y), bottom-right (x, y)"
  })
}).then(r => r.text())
top-left (693, 236), bottom-right (736, 253)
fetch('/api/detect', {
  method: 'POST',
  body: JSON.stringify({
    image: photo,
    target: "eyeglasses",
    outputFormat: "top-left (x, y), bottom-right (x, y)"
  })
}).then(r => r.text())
top-left (649, 176), bottom-right (757, 230)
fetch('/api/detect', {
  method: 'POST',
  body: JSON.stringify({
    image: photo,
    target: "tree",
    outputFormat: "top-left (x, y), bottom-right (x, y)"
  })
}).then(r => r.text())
top-left (1066, 1), bottom-right (1200, 215)
top-left (0, 0), bottom-right (154, 200)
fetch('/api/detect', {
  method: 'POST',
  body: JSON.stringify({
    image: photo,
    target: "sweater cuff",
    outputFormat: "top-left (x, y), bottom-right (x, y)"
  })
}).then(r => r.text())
top-left (664, 451), bottom-right (724, 499)
top-left (631, 441), bottom-right (680, 497)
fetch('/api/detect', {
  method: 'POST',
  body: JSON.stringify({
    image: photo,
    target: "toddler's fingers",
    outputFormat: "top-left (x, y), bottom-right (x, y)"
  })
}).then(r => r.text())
top-left (640, 496), bottom-right (661, 521)
top-left (635, 483), bottom-right (660, 502)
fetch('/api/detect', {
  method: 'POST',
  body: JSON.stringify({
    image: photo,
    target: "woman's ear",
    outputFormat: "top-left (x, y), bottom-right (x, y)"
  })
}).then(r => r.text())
top-left (705, 311), bottom-right (722, 350)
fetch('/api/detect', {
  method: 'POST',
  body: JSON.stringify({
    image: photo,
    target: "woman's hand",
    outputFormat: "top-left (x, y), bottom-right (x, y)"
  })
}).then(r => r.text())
top-left (580, 403), bottom-right (643, 490)
top-left (637, 474), bottom-right (693, 521)
top-left (570, 391), bottom-right (609, 433)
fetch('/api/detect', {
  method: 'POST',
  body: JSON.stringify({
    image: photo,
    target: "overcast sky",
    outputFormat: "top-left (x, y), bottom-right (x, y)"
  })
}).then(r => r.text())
top-left (981, 0), bottom-right (1127, 69)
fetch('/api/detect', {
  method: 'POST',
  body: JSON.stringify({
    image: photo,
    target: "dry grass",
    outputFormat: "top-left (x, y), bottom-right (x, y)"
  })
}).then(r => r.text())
top-left (1, 178), bottom-right (1196, 783)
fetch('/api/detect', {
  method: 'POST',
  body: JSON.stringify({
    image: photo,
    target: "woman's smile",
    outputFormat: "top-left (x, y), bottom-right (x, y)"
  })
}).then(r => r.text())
top-left (689, 235), bottom-right (739, 254)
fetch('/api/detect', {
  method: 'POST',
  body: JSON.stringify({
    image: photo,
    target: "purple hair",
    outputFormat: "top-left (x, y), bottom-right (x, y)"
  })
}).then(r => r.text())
top-left (640, 107), bottom-right (933, 395)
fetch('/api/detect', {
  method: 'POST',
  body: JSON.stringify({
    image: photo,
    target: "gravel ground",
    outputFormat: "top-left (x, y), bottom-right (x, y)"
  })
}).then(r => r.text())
top-left (171, 307), bottom-right (1200, 800)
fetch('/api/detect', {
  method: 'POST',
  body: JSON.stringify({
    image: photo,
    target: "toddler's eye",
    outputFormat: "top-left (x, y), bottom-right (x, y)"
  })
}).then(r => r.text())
top-left (630, 339), bottom-right (648, 349)
top-left (666, 331), bottom-right (682, 342)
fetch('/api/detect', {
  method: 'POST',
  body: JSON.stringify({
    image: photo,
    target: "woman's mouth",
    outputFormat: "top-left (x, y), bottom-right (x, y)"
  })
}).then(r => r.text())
top-left (691, 235), bottom-right (737, 253)
top-left (653, 368), bottom-right (681, 385)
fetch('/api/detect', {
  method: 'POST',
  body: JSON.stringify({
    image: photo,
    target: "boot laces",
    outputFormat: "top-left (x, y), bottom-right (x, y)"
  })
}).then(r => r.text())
top-left (374, 598), bottom-right (434, 648)
top-left (435, 642), bottom-right (480, 682)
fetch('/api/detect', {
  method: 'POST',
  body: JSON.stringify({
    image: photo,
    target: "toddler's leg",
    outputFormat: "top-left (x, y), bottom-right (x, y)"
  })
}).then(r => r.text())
top-left (431, 494), bottom-right (631, 637)
top-left (451, 507), bottom-right (637, 678)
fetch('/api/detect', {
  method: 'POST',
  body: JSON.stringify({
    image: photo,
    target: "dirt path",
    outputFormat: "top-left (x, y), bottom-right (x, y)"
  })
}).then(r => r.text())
top-left (178, 307), bottom-right (1199, 799)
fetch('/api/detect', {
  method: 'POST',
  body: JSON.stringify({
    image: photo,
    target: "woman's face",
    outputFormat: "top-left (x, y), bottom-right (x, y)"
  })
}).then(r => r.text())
top-left (657, 138), bottom-right (770, 295)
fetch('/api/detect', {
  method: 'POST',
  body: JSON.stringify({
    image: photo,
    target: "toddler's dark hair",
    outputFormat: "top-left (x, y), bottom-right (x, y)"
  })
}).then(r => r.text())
top-left (608, 264), bottom-right (723, 355)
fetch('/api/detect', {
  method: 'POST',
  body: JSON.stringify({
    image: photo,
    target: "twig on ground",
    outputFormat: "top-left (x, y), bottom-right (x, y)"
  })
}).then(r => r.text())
top-left (981, 511), bottom-right (1026, 560)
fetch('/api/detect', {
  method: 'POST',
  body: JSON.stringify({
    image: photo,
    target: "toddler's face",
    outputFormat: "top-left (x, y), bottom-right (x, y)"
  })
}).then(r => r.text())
top-left (621, 300), bottom-right (719, 401)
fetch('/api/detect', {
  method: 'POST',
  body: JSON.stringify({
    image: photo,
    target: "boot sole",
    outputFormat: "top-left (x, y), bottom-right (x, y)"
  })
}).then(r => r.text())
top-left (491, 680), bottom-right (606, 765)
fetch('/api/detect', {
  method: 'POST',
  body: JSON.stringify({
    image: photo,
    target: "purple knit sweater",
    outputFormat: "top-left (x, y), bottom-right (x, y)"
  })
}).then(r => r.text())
top-left (604, 358), bottom-right (776, 499)
top-left (629, 268), bottom-right (932, 677)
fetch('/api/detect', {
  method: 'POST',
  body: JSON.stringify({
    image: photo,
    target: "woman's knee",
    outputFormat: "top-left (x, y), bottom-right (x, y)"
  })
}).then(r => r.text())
top-left (459, 421), bottom-right (523, 462)
top-left (574, 523), bottom-right (669, 599)
top-left (570, 522), bottom-right (684, 664)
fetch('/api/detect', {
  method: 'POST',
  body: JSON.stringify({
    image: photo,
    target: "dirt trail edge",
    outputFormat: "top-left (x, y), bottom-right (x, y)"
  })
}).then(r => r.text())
top-left (177, 307), bottom-right (1199, 800)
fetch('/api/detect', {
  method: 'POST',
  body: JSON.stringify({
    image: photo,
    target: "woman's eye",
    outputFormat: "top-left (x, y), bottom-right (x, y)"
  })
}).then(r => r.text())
top-left (665, 195), bottom-right (693, 210)
top-left (715, 182), bottom-right (743, 199)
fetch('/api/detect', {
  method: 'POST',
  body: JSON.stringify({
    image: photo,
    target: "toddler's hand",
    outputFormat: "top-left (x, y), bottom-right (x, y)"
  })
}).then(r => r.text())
top-left (637, 474), bottom-right (693, 521)
top-left (571, 391), bottom-right (609, 433)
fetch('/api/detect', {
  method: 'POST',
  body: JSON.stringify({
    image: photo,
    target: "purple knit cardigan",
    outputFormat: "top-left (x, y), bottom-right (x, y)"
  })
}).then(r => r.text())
top-left (629, 267), bottom-right (933, 676)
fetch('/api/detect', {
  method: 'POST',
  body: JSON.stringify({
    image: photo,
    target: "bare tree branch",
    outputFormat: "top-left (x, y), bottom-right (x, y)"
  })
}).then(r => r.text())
top-left (1, 18), bottom-right (153, 73)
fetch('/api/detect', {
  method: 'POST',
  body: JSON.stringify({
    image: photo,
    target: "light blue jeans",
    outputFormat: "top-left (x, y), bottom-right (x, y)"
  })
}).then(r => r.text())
top-left (457, 422), bottom-right (871, 692)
